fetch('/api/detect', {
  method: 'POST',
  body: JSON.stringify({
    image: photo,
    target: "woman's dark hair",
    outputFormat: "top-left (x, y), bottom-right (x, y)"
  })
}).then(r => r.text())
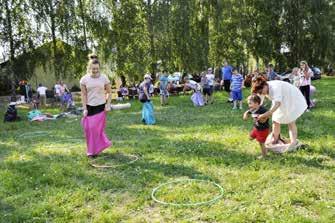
top-left (87, 58), bottom-right (100, 73)
top-left (248, 94), bottom-right (262, 104)
top-left (91, 59), bottom-right (100, 65)
top-left (88, 53), bottom-right (98, 60)
top-left (251, 76), bottom-right (268, 94)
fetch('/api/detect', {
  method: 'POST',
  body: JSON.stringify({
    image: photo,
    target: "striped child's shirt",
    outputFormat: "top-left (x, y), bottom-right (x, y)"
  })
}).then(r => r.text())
top-left (231, 74), bottom-right (244, 91)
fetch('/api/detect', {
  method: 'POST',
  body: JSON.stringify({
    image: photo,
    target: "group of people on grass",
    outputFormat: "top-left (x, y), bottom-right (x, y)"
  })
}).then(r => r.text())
top-left (36, 81), bottom-right (71, 110)
top-left (4, 80), bottom-right (73, 122)
top-left (79, 53), bottom-right (315, 159)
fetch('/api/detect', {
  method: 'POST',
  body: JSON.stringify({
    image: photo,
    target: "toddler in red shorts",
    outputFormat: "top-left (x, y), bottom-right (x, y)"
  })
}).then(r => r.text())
top-left (243, 94), bottom-right (270, 158)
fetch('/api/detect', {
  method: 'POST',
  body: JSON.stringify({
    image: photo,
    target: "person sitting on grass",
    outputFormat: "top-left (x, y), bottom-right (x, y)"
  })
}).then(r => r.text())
top-left (243, 94), bottom-right (270, 158)
top-left (231, 67), bottom-right (244, 110)
top-left (4, 98), bottom-right (21, 122)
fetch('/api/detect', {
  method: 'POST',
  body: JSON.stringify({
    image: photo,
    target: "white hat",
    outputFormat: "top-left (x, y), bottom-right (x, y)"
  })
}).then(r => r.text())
top-left (144, 74), bottom-right (152, 80)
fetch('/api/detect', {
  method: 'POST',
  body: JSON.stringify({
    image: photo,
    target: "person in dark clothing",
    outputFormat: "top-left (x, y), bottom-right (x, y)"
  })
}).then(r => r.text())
top-left (4, 98), bottom-right (20, 122)
top-left (220, 60), bottom-right (233, 102)
top-left (243, 94), bottom-right (270, 158)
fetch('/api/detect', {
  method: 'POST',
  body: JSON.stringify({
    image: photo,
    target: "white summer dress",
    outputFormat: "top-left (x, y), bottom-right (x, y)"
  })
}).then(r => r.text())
top-left (268, 80), bottom-right (307, 124)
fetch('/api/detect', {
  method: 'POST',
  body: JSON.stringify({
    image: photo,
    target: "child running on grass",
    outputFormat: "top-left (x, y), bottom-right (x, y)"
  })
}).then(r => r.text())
top-left (231, 68), bottom-right (244, 109)
top-left (243, 94), bottom-right (270, 158)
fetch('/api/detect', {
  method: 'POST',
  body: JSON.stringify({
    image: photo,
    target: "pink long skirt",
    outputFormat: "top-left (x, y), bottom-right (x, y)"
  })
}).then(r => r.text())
top-left (81, 111), bottom-right (112, 156)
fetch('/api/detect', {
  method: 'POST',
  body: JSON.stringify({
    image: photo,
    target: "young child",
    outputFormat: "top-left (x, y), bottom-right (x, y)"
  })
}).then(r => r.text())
top-left (243, 94), bottom-right (270, 158)
top-left (120, 85), bottom-right (129, 101)
top-left (231, 68), bottom-right (244, 109)
top-left (202, 68), bottom-right (215, 105)
top-left (159, 70), bottom-right (169, 106)
top-left (184, 77), bottom-right (204, 107)
top-left (31, 94), bottom-right (40, 110)
top-left (290, 67), bottom-right (300, 88)
top-left (63, 91), bottom-right (75, 110)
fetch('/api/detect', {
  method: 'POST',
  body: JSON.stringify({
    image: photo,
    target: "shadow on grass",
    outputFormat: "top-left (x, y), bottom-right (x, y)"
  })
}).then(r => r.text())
top-left (0, 199), bottom-right (17, 223)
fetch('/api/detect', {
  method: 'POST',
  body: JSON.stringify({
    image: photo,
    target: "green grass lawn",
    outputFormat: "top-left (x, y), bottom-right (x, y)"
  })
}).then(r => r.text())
top-left (1, 78), bottom-right (334, 223)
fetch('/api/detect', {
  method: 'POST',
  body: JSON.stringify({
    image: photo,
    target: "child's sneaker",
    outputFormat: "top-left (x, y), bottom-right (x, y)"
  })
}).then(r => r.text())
top-left (232, 107), bottom-right (237, 110)
top-left (239, 106), bottom-right (243, 110)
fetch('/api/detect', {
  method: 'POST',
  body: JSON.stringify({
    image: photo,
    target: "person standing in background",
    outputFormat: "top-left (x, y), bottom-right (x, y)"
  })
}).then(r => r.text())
top-left (298, 61), bottom-right (314, 112)
top-left (266, 64), bottom-right (278, 81)
top-left (139, 74), bottom-right (156, 124)
top-left (159, 70), bottom-right (169, 106)
top-left (59, 81), bottom-right (69, 110)
top-left (231, 68), bottom-right (244, 110)
top-left (37, 83), bottom-right (48, 107)
top-left (221, 60), bottom-right (233, 102)
top-left (54, 81), bottom-right (61, 103)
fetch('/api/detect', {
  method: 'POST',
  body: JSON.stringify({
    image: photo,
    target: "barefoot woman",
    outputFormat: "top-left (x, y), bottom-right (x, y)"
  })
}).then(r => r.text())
top-left (252, 76), bottom-right (307, 149)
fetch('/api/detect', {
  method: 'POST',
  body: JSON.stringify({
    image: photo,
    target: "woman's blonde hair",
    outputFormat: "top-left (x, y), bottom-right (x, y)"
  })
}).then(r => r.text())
top-left (292, 67), bottom-right (299, 74)
top-left (300, 60), bottom-right (309, 72)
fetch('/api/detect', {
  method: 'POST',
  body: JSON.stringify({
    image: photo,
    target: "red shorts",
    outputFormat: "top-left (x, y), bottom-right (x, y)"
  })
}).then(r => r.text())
top-left (250, 128), bottom-right (270, 143)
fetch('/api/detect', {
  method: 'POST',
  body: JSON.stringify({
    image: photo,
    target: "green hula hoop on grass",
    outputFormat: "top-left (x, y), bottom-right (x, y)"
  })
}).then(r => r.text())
top-left (151, 179), bottom-right (224, 206)
top-left (65, 119), bottom-right (79, 123)
top-left (89, 154), bottom-right (139, 168)
top-left (42, 138), bottom-right (85, 149)
top-left (17, 131), bottom-right (50, 139)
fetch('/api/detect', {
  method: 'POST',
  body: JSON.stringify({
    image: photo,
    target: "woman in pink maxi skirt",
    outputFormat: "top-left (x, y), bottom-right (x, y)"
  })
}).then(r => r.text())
top-left (80, 54), bottom-right (112, 157)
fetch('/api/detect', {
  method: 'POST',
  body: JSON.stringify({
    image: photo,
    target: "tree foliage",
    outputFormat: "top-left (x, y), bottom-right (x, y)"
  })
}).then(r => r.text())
top-left (0, 0), bottom-right (334, 87)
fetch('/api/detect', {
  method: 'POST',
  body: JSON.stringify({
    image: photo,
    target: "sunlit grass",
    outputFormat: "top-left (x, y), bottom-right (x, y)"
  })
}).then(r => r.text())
top-left (0, 77), bottom-right (334, 222)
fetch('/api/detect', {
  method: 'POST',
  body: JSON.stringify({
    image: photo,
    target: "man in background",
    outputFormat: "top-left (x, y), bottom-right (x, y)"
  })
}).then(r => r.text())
top-left (221, 60), bottom-right (233, 102)
top-left (37, 83), bottom-right (48, 107)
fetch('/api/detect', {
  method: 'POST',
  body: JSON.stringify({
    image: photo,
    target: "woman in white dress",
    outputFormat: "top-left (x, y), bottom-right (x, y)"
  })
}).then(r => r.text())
top-left (251, 76), bottom-right (307, 149)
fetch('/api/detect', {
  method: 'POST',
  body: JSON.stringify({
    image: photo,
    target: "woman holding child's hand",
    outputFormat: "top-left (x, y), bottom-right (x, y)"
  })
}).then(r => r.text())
top-left (251, 76), bottom-right (307, 150)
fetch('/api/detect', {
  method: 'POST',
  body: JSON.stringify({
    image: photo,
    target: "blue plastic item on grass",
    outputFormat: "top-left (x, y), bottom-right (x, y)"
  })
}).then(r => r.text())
top-left (141, 101), bottom-right (155, 125)
top-left (27, 110), bottom-right (42, 121)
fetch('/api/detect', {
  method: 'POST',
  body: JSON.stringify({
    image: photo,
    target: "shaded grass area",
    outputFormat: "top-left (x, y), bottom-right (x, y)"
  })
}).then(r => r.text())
top-left (0, 77), bottom-right (334, 222)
